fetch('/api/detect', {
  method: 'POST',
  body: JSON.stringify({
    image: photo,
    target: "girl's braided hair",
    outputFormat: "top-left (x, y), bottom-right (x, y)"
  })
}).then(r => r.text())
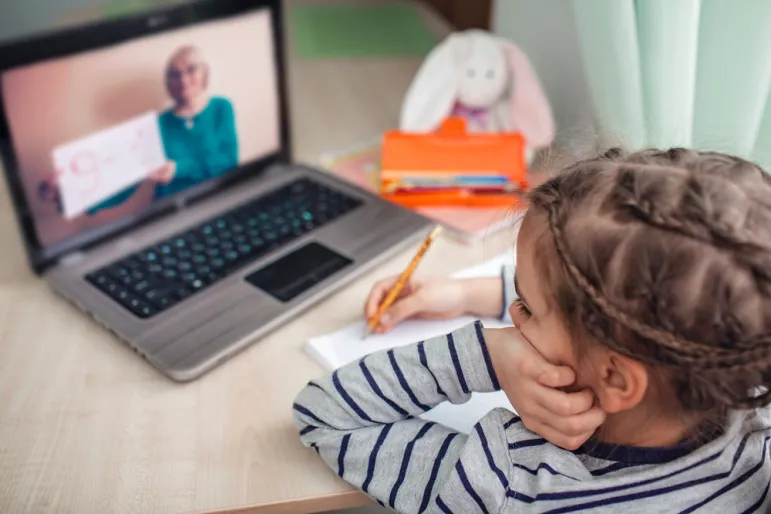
top-left (527, 147), bottom-right (771, 414)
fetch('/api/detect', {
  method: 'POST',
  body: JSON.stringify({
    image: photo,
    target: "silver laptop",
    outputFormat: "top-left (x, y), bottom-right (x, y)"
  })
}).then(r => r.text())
top-left (0, 0), bottom-right (430, 381)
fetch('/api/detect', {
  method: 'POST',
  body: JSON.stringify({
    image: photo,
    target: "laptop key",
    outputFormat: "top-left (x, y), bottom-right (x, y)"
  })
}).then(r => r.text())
top-left (89, 273), bottom-right (110, 288)
top-left (145, 284), bottom-right (179, 302)
top-left (138, 250), bottom-right (159, 262)
top-left (174, 287), bottom-right (192, 301)
top-left (115, 288), bottom-right (134, 306)
top-left (203, 273), bottom-right (219, 284)
top-left (136, 303), bottom-right (156, 318)
top-left (155, 296), bottom-right (177, 309)
top-left (124, 296), bottom-right (156, 318)
top-left (147, 263), bottom-right (164, 274)
top-left (133, 279), bottom-right (154, 293)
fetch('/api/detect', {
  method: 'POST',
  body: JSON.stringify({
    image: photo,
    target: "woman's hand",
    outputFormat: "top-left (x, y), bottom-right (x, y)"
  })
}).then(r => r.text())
top-left (484, 326), bottom-right (606, 450)
top-left (38, 175), bottom-right (60, 202)
top-left (148, 161), bottom-right (176, 184)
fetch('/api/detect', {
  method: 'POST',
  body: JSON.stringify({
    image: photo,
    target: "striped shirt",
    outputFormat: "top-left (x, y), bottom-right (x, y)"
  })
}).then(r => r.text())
top-left (293, 265), bottom-right (771, 513)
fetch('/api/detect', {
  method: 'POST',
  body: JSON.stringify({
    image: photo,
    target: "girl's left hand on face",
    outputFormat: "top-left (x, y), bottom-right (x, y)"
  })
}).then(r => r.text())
top-left (484, 326), bottom-right (606, 450)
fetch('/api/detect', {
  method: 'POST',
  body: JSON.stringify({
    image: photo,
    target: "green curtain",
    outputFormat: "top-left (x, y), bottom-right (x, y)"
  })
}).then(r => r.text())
top-left (570, 0), bottom-right (771, 169)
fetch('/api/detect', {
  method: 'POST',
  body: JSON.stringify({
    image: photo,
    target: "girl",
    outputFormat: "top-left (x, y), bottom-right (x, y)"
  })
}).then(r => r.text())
top-left (293, 148), bottom-right (771, 513)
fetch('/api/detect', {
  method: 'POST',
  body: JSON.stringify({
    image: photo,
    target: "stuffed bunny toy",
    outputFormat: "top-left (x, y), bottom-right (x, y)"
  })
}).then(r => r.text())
top-left (400, 29), bottom-right (555, 159)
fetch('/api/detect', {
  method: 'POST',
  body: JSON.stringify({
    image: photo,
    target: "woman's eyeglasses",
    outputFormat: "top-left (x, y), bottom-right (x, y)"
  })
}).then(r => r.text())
top-left (167, 64), bottom-right (201, 81)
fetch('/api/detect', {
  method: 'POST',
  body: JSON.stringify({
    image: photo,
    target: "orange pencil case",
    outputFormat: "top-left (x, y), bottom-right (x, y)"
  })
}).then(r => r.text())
top-left (380, 116), bottom-right (528, 208)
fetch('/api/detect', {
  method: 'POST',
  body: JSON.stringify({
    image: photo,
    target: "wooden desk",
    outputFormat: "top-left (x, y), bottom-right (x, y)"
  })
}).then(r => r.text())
top-left (0, 3), bottom-right (514, 513)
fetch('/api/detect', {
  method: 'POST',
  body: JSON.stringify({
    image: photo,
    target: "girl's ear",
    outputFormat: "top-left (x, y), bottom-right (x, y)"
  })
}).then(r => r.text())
top-left (497, 40), bottom-right (555, 149)
top-left (399, 33), bottom-right (465, 132)
top-left (594, 352), bottom-right (649, 414)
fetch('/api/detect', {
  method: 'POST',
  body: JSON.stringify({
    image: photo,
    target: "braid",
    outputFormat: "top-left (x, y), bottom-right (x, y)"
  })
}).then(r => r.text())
top-left (613, 165), bottom-right (771, 280)
top-left (545, 197), bottom-right (771, 370)
top-left (529, 147), bottom-right (771, 413)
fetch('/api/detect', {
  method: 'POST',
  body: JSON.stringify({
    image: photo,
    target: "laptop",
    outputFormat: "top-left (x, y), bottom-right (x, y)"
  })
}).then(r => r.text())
top-left (0, 0), bottom-right (430, 381)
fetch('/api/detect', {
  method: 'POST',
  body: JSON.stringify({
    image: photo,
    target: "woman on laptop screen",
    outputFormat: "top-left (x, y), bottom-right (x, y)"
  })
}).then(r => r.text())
top-left (86, 45), bottom-right (239, 213)
top-left (3, 6), bottom-right (279, 250)
top-left (39, 45), bottom-right (239, 215)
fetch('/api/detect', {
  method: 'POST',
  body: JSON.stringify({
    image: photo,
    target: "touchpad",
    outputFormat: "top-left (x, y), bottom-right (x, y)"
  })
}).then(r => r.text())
top-left (245, 242), bottom-right (353, 302)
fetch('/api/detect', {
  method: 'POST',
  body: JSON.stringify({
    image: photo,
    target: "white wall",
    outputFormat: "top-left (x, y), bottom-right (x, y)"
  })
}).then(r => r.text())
top-left (0, 0), bottom-right (600, 153)
top-left (492, 0), bottom-right (598, 152)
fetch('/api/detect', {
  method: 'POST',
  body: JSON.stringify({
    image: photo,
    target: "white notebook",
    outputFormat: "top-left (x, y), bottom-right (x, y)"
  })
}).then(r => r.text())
top-left (304, 254), bottom-right (517, 433)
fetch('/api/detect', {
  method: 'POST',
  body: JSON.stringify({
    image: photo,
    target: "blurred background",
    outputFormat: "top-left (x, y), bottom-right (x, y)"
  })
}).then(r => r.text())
top-left (4, 0), bottom-right (771, 169)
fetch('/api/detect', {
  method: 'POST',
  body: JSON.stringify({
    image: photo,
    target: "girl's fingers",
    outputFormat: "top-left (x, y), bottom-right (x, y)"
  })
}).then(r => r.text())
top-left (379, 294), bottom-right (425, 330)
top-left (519, 418), bottom-right (595, 451)
top-left (365, 278), bottom-right (415, 319)
top-left (510, 330), bottom-right (575, 388)
top-left (522, 401), bottom-right (606, 438)
top-left (530, 385), bottom-right (597, 417)
top-left (536, 365), bottom-right (577, 389)
top-left (365, 278), bottom-right (397, 318)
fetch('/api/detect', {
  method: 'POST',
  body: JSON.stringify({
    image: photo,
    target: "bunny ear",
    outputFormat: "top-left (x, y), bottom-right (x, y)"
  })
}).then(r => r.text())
top-left (399, 34), bottom-right (464, 132)
top-left (499, 41), bottom-right (555, 148)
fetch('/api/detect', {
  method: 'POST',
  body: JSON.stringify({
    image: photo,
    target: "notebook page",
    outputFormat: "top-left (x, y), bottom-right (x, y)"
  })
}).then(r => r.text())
top-left (304, 253), bottom-right (517, 433)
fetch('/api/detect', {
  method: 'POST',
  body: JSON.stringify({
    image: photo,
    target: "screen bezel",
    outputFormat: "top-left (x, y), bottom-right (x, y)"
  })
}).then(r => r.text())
top-left (0, 0), bottom-right (291, 274)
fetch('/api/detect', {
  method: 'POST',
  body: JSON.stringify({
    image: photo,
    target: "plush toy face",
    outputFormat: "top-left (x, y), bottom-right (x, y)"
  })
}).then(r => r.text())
top-left (399, 29), bottom-right (555, 148)
top-left (455, 37), bottom-right (509, 109)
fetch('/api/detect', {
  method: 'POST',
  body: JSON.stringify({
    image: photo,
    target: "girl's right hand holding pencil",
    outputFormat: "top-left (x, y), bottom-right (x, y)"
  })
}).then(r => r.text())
top-left (364, 275), bottom-right (506, 333)
top-left (363, 274), bottom-right (605, 449)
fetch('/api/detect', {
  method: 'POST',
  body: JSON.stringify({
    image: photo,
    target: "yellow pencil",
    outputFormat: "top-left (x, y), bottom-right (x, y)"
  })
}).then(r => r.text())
top-left (363, 225), bottom-right (443, 338)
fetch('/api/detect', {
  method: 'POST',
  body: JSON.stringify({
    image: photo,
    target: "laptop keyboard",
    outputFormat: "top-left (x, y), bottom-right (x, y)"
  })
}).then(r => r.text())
top-left (85, 178), bottom-right (363, 319)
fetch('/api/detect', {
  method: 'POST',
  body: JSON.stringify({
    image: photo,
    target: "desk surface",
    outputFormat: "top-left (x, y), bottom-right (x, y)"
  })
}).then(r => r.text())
top-left (0, 3), bottom-right (515, 513)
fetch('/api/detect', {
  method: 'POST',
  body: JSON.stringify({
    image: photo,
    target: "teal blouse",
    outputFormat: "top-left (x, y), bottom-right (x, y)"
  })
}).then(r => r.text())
top-left (87, 96), bottom-right (238, 214)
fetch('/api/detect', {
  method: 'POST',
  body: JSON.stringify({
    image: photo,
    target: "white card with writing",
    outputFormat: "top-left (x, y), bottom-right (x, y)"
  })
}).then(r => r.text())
top-left (53, 111), bottom-right (166, 219)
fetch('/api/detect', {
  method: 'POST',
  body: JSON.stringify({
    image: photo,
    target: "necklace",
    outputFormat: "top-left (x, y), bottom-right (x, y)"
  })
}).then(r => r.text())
top-left (176, 99), bottom-right (208, 129)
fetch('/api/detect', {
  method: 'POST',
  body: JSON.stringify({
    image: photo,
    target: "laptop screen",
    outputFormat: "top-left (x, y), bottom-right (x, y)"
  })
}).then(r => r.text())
top-left (0, 7), bottom-right (280, 252)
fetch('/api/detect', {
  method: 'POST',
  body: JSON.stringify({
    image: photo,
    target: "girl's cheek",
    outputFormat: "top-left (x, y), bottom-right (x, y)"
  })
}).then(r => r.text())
top-left (522, 325), bottom-right (570, 369)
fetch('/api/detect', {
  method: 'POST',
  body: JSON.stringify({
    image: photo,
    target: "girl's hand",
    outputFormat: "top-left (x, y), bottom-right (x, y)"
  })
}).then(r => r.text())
top-left (148, 161), bottom-right (176, 184)
top-left (364, 276), bottom-right (470, 334)
top-left (484, 326), bottom-right (606, 450)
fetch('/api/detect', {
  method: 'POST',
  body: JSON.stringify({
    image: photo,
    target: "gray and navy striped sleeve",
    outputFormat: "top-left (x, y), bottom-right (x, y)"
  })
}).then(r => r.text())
top-left (292, 322), bottom-right (510, 513)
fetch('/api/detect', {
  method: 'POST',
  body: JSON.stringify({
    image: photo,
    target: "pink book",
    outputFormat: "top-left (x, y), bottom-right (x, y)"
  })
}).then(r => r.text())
top-left (318, 140), bottom-right (517, 244)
